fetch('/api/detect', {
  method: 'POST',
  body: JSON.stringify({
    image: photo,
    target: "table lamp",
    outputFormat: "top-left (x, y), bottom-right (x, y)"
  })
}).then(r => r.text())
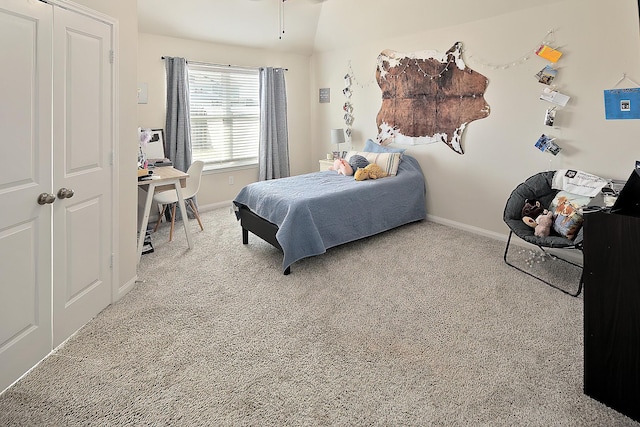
top-left (331, 128), bottom-right (345, 158)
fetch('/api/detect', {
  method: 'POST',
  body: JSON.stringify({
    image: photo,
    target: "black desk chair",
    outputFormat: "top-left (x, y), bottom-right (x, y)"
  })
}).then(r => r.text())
top-left (503, 171), bottom-right (584, 297)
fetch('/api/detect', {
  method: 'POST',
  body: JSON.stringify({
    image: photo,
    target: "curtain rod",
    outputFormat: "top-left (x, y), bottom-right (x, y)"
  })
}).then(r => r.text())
top-left (161, 57), bottom-right (287, 71)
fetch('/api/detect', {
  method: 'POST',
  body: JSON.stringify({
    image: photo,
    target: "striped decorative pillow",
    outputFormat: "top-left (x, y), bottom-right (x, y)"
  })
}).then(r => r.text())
top-left (345, 151), bottom-right (402, 176)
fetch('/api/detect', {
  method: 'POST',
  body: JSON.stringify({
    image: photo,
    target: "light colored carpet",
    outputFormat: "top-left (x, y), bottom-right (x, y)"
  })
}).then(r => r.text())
top-left (0, 207), bottom-right (637, 426)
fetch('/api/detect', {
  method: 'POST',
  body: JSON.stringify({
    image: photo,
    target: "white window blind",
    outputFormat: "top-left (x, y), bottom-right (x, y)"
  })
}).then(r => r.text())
top-left (187, 63), bottom-right (259, 169)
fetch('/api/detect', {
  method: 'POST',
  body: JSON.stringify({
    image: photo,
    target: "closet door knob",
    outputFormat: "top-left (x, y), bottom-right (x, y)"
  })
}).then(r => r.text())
top-left (57, 188), bottom-right (74, 199)
top-left (37, 193), bottom-right (56, 205)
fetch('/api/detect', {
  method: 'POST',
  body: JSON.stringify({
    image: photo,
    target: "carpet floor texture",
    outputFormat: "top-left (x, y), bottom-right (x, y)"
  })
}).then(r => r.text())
top-left (0, 207), bottom-right (637, 426)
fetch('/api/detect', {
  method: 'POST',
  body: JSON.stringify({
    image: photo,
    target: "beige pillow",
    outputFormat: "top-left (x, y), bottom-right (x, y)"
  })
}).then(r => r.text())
top-left (345, 151), bottom-right (401, 176)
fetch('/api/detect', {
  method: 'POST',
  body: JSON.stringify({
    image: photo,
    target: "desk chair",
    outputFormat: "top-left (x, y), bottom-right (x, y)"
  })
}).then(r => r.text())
top-left (153, 161), bottom-right (204, 241)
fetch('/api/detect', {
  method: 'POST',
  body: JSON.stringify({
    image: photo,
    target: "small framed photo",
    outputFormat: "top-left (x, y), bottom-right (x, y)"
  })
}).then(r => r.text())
top-left (544, 108), bottom-right (556, 126)
top-left (621, 100), bottom-right (631, 112)
top-left (144, 129), bottom-right (166, 159)
top-left (546, 140), bottom-right (562, 156)
top-left (149, 128), bottom-right (164, 145)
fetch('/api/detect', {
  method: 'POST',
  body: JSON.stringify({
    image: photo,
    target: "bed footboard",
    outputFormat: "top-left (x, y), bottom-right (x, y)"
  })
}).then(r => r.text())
top-left (237, 205), bottom-right (290, 275)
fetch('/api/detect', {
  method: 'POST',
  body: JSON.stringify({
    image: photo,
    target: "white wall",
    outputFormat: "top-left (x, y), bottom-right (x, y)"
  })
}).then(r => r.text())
top-left (137, 33), bottom-right (312, 208)
top-left (137, 0), bottom-right (640, 243)
top-left (71, 0), bottom-right (139, 296)
top-left (311, 0), bottom-right (640, 238)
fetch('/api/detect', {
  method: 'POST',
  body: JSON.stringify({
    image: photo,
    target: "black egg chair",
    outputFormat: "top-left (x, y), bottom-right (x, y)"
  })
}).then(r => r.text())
top-left (503, 171), bottom-right (584, 297)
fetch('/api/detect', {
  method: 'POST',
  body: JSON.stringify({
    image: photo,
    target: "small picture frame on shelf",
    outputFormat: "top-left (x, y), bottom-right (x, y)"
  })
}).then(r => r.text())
top-left (149, 128), bottom-right (164, 145)
top-left (143, 128), bottom-right (166, 160)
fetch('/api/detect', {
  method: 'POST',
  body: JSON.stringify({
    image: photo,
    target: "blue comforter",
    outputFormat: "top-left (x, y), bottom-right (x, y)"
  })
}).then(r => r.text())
top-left (233, 155), bottom-right (427, 272)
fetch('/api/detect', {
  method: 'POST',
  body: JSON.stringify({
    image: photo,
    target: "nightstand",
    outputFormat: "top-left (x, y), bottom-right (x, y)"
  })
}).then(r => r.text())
top-left (319, 159), bottom-right (334, 171)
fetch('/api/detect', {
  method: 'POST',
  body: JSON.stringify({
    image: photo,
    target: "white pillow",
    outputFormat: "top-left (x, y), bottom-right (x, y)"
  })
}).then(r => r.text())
top-left (345, 151), bottom-right (401, 176)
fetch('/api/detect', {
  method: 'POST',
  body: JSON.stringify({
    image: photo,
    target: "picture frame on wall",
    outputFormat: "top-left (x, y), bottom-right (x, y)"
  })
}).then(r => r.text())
top-left (149, 128), bottom-right (164, 145)
top-left (143, 128), bottom-right (166, 160)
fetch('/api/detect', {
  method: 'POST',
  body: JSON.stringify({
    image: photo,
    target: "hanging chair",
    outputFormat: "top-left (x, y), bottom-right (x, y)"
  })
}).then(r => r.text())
top-left (503, 171), bottom-right (584, 297)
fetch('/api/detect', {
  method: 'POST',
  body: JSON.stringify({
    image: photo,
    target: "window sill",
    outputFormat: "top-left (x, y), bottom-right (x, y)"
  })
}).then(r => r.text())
top-left (203, 163), bottom-right (258, 174)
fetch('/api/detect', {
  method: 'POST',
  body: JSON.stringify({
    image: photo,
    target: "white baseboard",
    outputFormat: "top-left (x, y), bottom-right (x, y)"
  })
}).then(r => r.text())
top-left (114, 275), bottom-right (138, 302)
top-left (199, 200), bottom-right (234, 213)
top-left (426, 214), bottom-right (509, 242)
top-left (190, 207), bottom-right (582, 263)
top-left (198, 206), bottom-right (535, 246)
top-left (425, 214), bottom-right (583, 263)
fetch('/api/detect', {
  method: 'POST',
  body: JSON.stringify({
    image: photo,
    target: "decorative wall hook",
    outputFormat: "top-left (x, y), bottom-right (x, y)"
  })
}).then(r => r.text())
top-left (613, 73), bottom-right (640, 88)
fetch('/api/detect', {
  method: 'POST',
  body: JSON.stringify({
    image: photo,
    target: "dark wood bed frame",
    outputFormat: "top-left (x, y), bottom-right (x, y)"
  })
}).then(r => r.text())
top-left (237, 204), bottom-right (291, 275)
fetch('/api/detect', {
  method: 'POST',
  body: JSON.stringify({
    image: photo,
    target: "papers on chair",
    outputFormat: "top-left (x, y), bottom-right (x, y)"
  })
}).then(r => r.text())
top-left (552, 169), bottom-right (608, 197)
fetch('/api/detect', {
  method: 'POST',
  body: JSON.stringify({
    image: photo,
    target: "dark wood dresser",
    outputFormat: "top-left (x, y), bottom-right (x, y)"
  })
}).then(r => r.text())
top-left (583, 210), bottom-right (640, 422)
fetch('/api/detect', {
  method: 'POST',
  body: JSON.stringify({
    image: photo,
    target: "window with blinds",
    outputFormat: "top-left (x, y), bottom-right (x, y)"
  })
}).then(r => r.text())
top-left (187, 63), bottom-right (259, 170)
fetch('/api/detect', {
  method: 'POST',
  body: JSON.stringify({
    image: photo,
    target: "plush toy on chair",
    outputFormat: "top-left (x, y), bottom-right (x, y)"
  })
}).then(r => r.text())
top-left (520, 199), bottom-right (553, 237)
top-left (534, 211), bottom-right (553, 237)
top-left (521, 199), bottom-right (546, 227)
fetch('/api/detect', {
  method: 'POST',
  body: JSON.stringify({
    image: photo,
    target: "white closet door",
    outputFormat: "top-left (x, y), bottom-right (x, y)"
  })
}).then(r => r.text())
top-left (0, 0), bottom-right (53, 391)
top-left (52, 6), bottom-right (113, 347)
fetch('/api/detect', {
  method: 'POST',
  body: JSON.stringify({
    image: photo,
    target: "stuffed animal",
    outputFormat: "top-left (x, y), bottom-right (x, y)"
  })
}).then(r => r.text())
top-left (522, 198), bottom-right (545, 220)
top-left (328, 158), bottom-right (354, 176)
top-left (354, 163), bottom-right (388, 181)
top-left (534, 211), bottom-right (553, 237)
top-left (522, 199), bottom-right (546, 228)
top-left (349, 154), bottom-right (369, 171)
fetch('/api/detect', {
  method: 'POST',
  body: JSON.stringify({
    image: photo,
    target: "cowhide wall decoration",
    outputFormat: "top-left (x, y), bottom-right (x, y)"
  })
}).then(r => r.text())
top-left (375, 42), bottom-right (490, 154)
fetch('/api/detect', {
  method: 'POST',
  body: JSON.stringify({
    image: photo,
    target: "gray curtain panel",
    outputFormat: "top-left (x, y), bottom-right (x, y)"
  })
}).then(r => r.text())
top-left (163, 57), bottom-right (194, 221)
top-left (164, 57), bottom-right (192, 173)
top-left (259, 67), bottom-right (290, 181)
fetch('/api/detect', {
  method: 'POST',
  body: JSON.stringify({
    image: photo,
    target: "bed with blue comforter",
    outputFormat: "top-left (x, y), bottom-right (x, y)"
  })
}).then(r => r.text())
top-left (233, 155), bottom-right (426, 274)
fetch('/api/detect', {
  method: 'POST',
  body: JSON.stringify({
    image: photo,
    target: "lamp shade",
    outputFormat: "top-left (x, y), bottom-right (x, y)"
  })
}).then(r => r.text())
top-left (331, 128), bottom-right (345, 145)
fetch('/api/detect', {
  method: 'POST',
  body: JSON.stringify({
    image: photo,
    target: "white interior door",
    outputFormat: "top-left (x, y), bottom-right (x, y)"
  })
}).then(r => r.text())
top-left (52, 7), bottom-right (113, 347)
top-left (0, 0), bottom-right (53, 391)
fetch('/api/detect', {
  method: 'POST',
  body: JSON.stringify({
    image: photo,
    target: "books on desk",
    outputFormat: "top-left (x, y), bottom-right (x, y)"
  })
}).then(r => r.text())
top-left (142, 230), bottom-right (154, 255)
top-left (149, 158), bottom-right (172, 167)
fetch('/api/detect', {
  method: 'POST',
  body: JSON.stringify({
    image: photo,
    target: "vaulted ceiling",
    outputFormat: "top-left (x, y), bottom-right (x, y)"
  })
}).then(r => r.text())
top-left (138, 0), bottom-right (566, 55)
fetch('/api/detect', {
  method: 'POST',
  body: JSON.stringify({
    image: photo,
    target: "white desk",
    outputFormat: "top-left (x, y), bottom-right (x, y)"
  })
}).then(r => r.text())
top-left (137, 167), bottom-right (193, 265)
